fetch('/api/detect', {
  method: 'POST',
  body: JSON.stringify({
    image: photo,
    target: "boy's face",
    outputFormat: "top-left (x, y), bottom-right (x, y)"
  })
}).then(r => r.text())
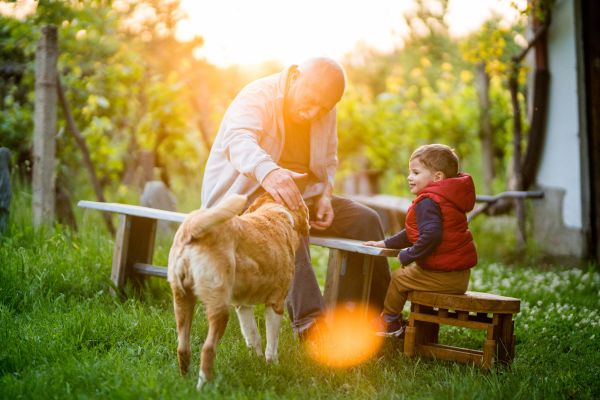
top-left (407, 158), bottom-right (444, 195)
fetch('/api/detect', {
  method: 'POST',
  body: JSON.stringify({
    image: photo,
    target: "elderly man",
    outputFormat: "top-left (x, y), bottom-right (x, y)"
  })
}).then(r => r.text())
top-left (201, 57), bottom-right (390, 338)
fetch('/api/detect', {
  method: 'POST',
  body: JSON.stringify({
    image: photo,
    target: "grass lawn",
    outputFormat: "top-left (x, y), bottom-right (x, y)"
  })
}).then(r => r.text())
top-left (1, 194), bottom-right (599, 399)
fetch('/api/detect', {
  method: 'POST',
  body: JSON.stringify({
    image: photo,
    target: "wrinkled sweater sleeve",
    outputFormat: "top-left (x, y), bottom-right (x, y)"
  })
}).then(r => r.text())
top-left (384, 230), bottom-right (411, 249)
top-left (393, 198), bottom-right (443, 266)
top-left (219, 86), bottom-right (280, 184)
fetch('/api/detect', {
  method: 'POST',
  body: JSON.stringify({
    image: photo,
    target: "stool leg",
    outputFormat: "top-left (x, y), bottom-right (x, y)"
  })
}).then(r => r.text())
top-left (483, 339), bottom-right (496, 368)
top-left (404, 326), bottom-right (416, 357)
top-left (404, 308), bottom-right (417, 357)
top-left (498, 314), bottom-right (515, 364)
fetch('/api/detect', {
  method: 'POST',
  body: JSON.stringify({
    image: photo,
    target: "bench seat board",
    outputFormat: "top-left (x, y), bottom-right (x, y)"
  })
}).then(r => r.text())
top-left (79, 200), bottom-right (186, 223)
top-left (78, 200), bottom-right (400, 257)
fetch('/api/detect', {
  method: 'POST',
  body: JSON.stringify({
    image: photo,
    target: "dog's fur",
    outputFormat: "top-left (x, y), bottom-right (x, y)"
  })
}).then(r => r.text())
top-left (167, 193), bottom-right (309, 390)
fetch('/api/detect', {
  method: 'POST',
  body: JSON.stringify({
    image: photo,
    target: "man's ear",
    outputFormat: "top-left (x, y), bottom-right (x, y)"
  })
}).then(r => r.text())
top-left (289, 67), bottom-right (300, 84)
top-left (433, 171), bottom-right (445, 182)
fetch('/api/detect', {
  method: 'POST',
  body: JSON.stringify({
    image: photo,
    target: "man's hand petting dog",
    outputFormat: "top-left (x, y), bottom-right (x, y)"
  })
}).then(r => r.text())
top-left (261, 168), bottom-right (307, 210)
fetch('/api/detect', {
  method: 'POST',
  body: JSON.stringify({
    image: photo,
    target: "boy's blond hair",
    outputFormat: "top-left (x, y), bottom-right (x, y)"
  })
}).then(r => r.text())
top-left (410, 144), bottom-right (459, 178)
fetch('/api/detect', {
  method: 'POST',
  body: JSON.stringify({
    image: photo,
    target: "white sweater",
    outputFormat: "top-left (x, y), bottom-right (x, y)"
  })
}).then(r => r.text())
top-left (201, 66), bottom-right (338, 208)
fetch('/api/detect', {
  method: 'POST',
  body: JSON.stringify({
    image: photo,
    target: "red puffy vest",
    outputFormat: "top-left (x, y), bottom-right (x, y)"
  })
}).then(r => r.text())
top-left (404, 173), bottom-right (477, 271)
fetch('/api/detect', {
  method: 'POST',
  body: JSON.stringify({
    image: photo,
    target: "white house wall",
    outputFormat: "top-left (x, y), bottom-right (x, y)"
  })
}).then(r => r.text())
top-left (536, 0), bottom-right (582, 230)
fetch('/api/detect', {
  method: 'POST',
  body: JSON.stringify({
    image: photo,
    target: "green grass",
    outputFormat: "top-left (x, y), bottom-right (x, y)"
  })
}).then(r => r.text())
top-left (1, 188), bottom-right (600, 399)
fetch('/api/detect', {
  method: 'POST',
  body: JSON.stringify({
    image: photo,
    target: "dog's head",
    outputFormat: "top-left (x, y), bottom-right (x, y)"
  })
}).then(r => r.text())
top-left (245, 192), bottom-right (310, 236)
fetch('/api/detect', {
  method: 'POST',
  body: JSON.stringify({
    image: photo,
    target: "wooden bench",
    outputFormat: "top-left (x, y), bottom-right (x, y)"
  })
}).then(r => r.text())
top-left (77, 200), bottom-right (399, 308)
top-left (78, 200), bottom-right (521, 368)
top-left (403, 291), bottom-right (520, 368)
top-left (349, 191), bottom-right (544, 233)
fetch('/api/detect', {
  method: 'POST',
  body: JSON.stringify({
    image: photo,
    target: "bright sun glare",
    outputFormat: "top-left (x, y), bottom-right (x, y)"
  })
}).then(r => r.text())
top-left (176, 0), bottom-right (525, 67)
top-left (305, 305), bottom-right (383, 368)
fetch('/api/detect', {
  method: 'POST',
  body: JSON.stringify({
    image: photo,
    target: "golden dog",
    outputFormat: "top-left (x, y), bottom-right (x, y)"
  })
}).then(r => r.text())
top-left (167, 193), bottom-right (309, 390)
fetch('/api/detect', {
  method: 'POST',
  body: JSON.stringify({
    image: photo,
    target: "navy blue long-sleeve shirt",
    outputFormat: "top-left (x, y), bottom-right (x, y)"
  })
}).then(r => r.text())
top-left (383, 198), bottom-right (443, 266)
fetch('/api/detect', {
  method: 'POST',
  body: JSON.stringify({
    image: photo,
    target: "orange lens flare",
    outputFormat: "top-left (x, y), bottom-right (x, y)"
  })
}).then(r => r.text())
top-left (305, 305), bottom-right (383, 368)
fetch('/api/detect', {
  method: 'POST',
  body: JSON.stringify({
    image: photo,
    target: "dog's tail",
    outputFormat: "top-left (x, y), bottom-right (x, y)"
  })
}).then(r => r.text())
top-left (182, 194), bottom-right (247, 242)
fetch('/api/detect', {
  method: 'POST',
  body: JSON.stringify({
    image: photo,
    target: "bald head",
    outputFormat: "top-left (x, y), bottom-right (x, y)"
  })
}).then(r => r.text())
top-left (285, 57), bottom-right (346, 124)
top-left (298, 57), bottom-right (346, 100)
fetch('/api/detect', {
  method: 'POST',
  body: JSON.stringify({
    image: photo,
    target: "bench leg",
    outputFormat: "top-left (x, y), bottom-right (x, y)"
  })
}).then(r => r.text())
top-left (360, 255), bottom-right (375, 312)
top-left (323, 249), bottom-right (347, 307)
top-left (111, 214), bottom-right (157, 296)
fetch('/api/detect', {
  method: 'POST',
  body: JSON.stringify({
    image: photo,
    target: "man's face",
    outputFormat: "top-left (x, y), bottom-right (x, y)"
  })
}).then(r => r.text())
top-left (285, 70), bottom-right (343, 124)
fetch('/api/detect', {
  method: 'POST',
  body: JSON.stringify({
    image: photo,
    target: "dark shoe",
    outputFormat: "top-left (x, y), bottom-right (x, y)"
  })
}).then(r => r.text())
top-left (375, 316), bottom-right (406, 338)
top-left (296, 322), bottom-right (324, 343)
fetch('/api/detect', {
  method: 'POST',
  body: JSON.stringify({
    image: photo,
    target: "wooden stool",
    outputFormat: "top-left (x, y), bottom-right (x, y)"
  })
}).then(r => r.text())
top-left (403, 291), bottom-right (520, 368)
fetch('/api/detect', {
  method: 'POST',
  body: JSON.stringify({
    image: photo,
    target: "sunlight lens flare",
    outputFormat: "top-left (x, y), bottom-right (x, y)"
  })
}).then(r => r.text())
top-left (305, 305), bottom-right (383, 368)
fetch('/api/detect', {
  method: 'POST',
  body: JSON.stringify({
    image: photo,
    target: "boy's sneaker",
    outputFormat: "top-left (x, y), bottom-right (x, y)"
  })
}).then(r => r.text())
top-left (375, 315), bottom-right (407, 338)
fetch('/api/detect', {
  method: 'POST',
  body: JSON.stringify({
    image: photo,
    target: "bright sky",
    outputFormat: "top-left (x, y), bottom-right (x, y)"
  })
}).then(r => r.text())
top-left (176, 0), bottom-right (525, 67)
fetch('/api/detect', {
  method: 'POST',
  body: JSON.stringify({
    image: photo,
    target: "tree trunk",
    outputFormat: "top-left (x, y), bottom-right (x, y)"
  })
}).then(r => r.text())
top-left (56, 75), bottom-right (115, 235)
top-left (32, 25), bottom-right (58, 227)
top-left (476, 62), bottom-right (494, 194)
top-left (509, 66), bottom-right (526, 253)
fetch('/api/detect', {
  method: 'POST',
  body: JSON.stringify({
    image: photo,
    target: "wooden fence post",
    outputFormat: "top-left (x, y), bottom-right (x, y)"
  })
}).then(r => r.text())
top-left (32, 25), bottom-right (58, 227)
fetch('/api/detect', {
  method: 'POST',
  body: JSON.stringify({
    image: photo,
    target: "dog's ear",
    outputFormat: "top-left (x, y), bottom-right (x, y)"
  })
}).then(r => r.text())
top-left (295, 201), bottom-right (310, 236)
top-left (245, 192), bottom-right (274, 214)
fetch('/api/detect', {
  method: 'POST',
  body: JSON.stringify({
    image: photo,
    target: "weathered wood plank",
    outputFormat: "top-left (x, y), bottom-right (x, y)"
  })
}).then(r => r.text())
top-left (78, 200), bottom-right (402, 257)
top-left (323, 249), bottom-right (344, 306)
top-left (408, 291), bottom-right (520, 314)
top-left (111, 214), bottom-right (130, 294)
top-left (416, 344), bottom-right (484, 365)
top-left (412, 312), bottom-right (493, 331)
top-left (133, 262), bottom-right (168, 278)
top-left (78, 200), bottom-right (186, 222)
top-left (310, 236), bottom-right (399, 257)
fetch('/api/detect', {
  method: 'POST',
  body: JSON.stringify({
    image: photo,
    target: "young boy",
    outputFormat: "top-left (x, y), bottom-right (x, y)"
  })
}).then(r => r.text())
top-left (364, 144), bottom-right (477, 337)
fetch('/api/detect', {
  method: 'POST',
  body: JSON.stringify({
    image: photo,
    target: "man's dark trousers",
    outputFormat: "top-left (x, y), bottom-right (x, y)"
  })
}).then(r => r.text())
top-left (286, 195), bottom-right (391, 335)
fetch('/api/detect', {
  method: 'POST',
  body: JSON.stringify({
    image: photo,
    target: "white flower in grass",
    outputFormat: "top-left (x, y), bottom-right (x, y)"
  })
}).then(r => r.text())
top-left (591, 334), bottom-right (595, 340)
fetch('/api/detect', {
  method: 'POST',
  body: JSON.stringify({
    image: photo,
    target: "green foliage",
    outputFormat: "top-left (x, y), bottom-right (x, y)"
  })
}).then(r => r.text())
top-left (0, 1), bottom-right (214, 204)
top-left (0, 16), bottom-right (36, 160)
top-left (339, 0), bottom-right (489, 195)
top-left (0, 0), bottom-right (542, 208)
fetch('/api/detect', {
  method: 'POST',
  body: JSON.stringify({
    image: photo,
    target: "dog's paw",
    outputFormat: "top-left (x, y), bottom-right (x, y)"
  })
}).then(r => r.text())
top-left (253, 346), bottom-right (264, 357)
top-left (265, 352), bottom-right (279, 363)
top-left (196, 372), bottom-right (208, 391)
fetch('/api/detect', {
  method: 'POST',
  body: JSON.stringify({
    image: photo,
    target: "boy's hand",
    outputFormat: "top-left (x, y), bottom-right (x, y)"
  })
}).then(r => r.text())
top-left (363, 240), bottom-right (386, 248)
